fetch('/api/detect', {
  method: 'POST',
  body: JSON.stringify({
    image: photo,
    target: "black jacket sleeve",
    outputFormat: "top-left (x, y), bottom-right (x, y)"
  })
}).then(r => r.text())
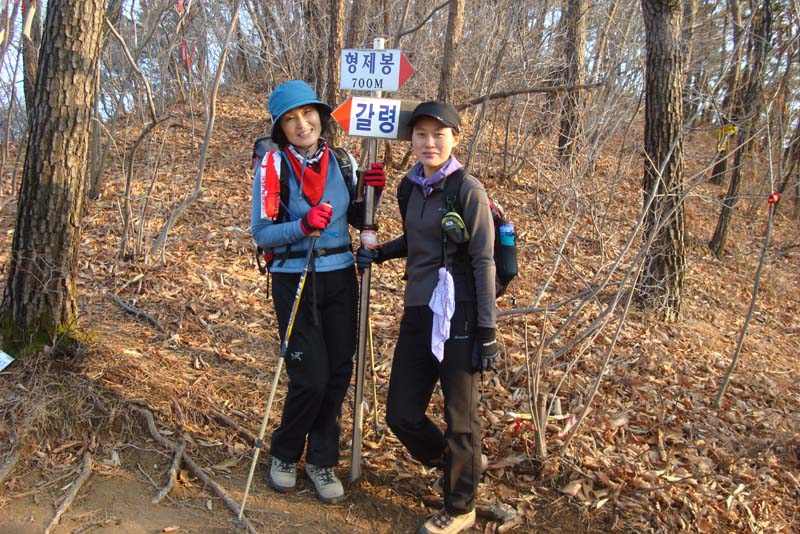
top-left (377, 235), bottom-right (407, 262)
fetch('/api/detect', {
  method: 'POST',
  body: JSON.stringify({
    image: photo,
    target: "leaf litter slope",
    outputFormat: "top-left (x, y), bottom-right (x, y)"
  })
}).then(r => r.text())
top-left (0, 87), bottom-right (798, 533)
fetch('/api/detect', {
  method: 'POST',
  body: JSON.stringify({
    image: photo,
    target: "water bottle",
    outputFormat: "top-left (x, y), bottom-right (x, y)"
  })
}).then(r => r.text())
top-left (499, 224), bottom-right (515, 246)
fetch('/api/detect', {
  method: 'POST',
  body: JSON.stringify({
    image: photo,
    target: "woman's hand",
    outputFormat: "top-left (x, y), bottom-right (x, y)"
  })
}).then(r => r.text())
top-left (364, 163), bottom-right (386, 190)
top-left (301, 202), bottom-right (333, 234)
top-left (355, 246), bottom-right (380, 272)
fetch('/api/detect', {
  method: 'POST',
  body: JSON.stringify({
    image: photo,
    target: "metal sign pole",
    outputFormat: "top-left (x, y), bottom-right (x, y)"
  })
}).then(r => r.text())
top-left (351, 37), bottom-right (385, 483)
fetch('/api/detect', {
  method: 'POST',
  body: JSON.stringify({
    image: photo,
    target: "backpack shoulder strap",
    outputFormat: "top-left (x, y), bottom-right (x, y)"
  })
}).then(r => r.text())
top-left (441, 169), bottom-right (470, 269)
top-left (330, 146), bottom-right (357, 199)
top-left (397, 177), bottom-right (413, 226)
top-left (442, 169), bottom-right (467, 214)
top-left (277, 151), bottom-right (291, 222)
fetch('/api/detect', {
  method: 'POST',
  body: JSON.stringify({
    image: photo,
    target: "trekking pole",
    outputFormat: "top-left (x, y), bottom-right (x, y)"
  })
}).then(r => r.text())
top-left (236, 234), bottom-right (318, 527)
top-left (368, 316), bottom-right (381, 434)
top-left (351, 162), bottom-right (376, 481)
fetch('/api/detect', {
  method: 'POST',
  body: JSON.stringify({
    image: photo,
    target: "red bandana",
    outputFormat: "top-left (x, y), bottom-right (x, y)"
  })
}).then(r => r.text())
top-left (285, 148), bottom-right (330, 206)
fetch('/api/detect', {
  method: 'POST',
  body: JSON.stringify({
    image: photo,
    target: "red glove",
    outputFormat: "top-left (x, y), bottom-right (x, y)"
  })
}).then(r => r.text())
top-left (364, 162), bottom-right (386, 189)
top-left (301, 203), bottom-right (333, 234)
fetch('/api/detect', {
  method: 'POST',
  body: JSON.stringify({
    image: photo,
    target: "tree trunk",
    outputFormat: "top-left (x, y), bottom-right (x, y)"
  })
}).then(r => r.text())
top-left (0, 1), bottom-right (21, 70)
top-left (327, 0), bottom-right (345, 147)
top-left (794, 176), bottom-right (800, 220)
top-left (231, 26), bottom-right (251, 82)
top-left (1, 0), bottom-right (104, 354)
top-left (0, 1), bottom-right (22, 183)
top-left (709, 0), bottom-right (742, 185)
top-left (557, 0), bottom-right (586, 166)
top-left (777, 117), bottom-right (800, 201)
top-left (21, 0), bottom-right (43, 117)
top-left (87, 88), bottom-right (103, 200)
top-left (590, 0), bottom-right (619, 81)
top-left (681, 0), bottom-right (696, 122)
top-left (709, 0), bottom-right (771, 257)
top-left (301, 0), bottom-right (324, 87)
top-left (437, 0), bottom-right (464, 103)
top-left (637, 0), bottom-right (686, 323)
top-left (344, 0), bottom-right (369, 49)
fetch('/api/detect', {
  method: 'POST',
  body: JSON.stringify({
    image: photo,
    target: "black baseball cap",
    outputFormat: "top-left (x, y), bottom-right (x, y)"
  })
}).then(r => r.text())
top-left (408, 101), bottom-right (461, 133)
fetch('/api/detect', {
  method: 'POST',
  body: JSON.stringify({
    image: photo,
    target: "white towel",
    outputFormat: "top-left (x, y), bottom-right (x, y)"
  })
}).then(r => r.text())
top-left (428, 267), bottom-right (455, 362)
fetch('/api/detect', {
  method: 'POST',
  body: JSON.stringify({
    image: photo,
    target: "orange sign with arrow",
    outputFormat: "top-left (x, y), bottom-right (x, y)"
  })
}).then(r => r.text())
top-left (332, 97), bottom-right (418, 140)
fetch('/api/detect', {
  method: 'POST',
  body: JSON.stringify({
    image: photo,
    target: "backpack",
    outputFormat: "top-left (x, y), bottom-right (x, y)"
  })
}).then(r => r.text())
top-left (397, 171), bottom-right (518, 297)
top-left (251, 136), bottom-right (358, 274)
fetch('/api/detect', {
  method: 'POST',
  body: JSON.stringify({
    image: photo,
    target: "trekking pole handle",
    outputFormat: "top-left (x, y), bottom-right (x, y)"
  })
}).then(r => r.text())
top-left (308, 202), bottom-right (330, 238)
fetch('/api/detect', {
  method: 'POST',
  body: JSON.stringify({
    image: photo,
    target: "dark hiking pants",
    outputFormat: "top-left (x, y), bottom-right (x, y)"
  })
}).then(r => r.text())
top-left (269, 267), bottom-right (357, 467)
top-left (385, 303), bottom-right (481, 515)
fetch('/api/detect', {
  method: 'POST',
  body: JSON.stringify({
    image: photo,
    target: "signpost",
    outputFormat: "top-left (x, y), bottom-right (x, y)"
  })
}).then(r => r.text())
top-left (332, 97), bottom-right (419, 141)
top-left (339, 49), bottom-right (413, 92)
top-left (346, 39), bottom-right (413, 482)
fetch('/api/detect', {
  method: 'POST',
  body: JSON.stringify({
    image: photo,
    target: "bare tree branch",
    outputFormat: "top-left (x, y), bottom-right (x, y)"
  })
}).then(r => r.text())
top-left (394, 0), bottom-right (451, 41)
top-left (457, 83), bottom-right (604, 110)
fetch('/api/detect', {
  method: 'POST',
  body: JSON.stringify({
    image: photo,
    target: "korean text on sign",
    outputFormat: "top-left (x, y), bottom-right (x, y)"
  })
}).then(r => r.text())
top-left (352, 98), bottom-right (400, 139)
top-left (341, 50), bottom-right (402, 91)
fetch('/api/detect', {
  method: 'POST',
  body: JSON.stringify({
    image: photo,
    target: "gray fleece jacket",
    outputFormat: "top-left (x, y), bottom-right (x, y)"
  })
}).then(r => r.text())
top-left (381, 167), bottom-right (497, 329)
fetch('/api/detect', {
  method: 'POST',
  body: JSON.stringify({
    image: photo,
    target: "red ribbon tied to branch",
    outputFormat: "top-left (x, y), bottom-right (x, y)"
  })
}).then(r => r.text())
top-left (177, 0), bottom-right (184, 13)
top-left (180, 39), bottom-right (195, 69)
top-left (767, 192), bottom-right (781, 205)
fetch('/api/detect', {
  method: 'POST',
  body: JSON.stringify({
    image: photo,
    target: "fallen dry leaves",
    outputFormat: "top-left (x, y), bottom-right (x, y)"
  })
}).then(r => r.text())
top-left (0, 87), bottom-right (798, 533)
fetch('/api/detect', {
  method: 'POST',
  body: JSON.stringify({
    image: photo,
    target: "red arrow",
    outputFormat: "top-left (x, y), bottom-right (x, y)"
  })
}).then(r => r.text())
top-left (398, 53), bottom-right (413, 89)
top-left (332, 98), bottom-right (353, 132)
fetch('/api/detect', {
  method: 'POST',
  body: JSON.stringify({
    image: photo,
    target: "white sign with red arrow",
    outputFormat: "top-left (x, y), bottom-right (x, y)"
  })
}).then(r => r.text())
top-left (0, 350), bottom-right (14, 372)
top-left (332, 97), bottom-right (418, 140)
top-left (340, 49), bottom-right (414, 92)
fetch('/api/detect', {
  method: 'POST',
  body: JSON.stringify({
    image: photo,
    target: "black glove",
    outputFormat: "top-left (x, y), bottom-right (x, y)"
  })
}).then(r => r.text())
top-left (356, 246), bottom-right (380, 271)
top-left (473, 327), bottom-right (499, 372)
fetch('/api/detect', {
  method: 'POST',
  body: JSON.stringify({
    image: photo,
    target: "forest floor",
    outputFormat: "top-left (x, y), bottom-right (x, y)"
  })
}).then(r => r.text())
top-left (1, 86), bottom-right (799, 533)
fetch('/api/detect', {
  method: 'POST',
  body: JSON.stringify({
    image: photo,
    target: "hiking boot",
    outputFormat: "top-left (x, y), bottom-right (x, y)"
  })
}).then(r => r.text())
top-left (269, 457), bottom-right (297, 492)
top-left (432, 453), bottom-right (489, 495)
top-left (305, 463), bottom-right (345, 504)
top-left (418, 508), bottom-right (476, 534)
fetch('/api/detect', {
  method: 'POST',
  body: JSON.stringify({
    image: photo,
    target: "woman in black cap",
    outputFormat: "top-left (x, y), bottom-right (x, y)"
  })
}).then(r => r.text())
top-left (357, 101), bottom-right (497, 534)
top-left (251, 80), bottom-right (385, 504)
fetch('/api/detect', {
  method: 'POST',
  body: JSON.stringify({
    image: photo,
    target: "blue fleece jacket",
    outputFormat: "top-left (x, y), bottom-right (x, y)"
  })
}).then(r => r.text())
top-left (250, 149), bottom-right (355, 273)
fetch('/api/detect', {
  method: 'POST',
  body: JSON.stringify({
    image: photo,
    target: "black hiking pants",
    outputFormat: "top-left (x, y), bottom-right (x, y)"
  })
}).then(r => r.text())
top-left (385, 303), bottom-right (481, 515)
top-left (269, 266), bottom-right (358, 467)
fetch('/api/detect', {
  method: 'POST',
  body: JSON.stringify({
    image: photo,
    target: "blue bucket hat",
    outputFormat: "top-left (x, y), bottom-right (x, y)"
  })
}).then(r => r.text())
top-left (268, 80), bottom-right (332, 142)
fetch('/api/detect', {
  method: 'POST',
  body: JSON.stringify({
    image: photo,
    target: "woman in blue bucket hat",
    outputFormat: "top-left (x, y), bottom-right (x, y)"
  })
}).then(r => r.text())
top-left (356, 101), bottom-right (497, 534)
top-left (250, 80), bottom-right (385, 504)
